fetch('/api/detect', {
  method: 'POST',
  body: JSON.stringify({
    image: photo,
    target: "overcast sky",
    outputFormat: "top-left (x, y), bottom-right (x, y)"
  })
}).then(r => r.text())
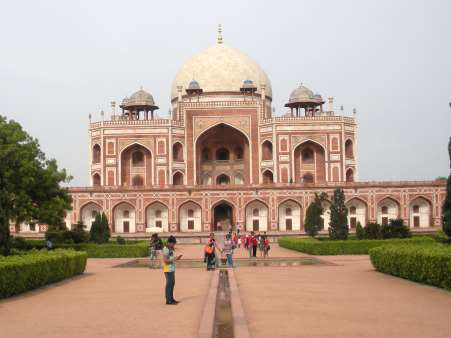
top-left (1, 0), bottom-right (450, 186)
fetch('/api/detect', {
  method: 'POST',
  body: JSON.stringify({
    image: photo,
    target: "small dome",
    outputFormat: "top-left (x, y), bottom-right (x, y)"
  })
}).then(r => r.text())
top-left (242, 79), bottom-right (256, 88)
top-left (288, 85), bottom-right (315, 104)
top-left (127, 88), bottom-right (155, 106)
top-left (188, 79), bottom-right (201, 90)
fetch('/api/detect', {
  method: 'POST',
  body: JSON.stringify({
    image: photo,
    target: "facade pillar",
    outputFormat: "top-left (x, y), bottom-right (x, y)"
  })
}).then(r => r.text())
top-left (272, 118), bottom-right (278, 183)
top-left (261, 83), bottom-right (266, 119)
top-left (169, 124), bottom-right (173, 184)
top-left (177, 86), bottom-right (183, 121)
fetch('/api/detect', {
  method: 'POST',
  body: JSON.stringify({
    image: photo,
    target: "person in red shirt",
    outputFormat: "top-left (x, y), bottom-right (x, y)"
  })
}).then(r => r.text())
top-left (247, 231), bottom-right (258, 257)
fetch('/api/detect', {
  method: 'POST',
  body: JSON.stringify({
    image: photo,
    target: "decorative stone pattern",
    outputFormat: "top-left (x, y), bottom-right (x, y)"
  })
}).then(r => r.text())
top-left (193, 115), bottom-right (251, 141)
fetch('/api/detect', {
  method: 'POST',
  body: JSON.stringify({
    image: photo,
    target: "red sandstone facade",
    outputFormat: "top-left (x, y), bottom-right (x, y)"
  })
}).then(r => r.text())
top-left (11, 30), bottom-right (446, 235)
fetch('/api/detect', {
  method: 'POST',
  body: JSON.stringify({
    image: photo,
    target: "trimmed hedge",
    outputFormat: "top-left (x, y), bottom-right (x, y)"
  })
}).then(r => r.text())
top-left (369, 243), bottom-right (451, 290)
top-left (0, 249), bottom-right (87, 298)
top-left (278, 237), bottom-right (434, 255)
top-left (15, 240), bottom-right (149, 258)
top-left (55, 242), bottom-right (149, 258)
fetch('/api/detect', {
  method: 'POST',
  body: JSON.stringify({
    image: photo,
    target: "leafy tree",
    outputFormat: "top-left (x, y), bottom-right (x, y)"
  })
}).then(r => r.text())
top-left (355, 221), bottom-right (365, 239)
top-left (71, 221), bottom-right (89, 243)
top-left (0, 116), bottom-right (72, 255)
top-left (328, 188), bottom-right (349, 240)
top-left (89, 212), bottom-right (110, 244)
top-left (304, 192), bottom-right (327, 237)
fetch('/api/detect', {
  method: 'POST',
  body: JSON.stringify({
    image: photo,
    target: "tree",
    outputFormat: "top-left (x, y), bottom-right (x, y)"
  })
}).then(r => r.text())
top-left (0, 116), bottom-right (72, 255)
top-left (304, 192), bottom-right (327, 237)
top-left (328, 188), bottom-right (349, 240)
top-left (443, 137), bottom-right (451, 240)
top-left (355, 221), bottom-right (365, 239)
top-left (89, 212), bottom-right (110, 243)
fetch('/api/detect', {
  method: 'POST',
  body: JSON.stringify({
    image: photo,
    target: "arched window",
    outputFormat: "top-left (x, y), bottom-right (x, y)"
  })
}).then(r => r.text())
top-left (381, 206), bottom-right (388, 214)
top-left (132, 151), bottom-right (144, 166)
top-left (235, 146), bottom-right (243, 160)
top-left (132, 175), bottom-right (144, 186)
top-left (202, 174), bottom-right (212, 185)
top-left (349, 206), bottom-right (356, 215)
top-left (262, 170), bottom-right (274, 184)
top-left (345, 139), bottom-right (354, 159)
top-left (123, 210), bottom-right (130, 218)
top-left (92, 144), bottom-right (101, 164)
top-left (188, 209), bottom-right (194, 218)
top-left (253, 208), bottom-right (259, 217)
top-left (346, 169), bottom-right (354, 182)
top-left (262, 141), bottom-right (273, 161)
top-left (202, 148), bottom-right (210, 161)
top-left (216, 174), bottom-right (230, 185)
top-left (92, 173), bottom-right (101, 186)
top-left (107, 142), bottom-right (114, 155)
top-left (91, 210), bottom-right (97, 218)
top-left (303, 173), bottom-right (314, 183)
top-left (302, 148), bottom-right (314, 163)
top-left (286, 208), bottom-right (292, 216)
top-left (413, 205), bottom-right (419, 213)
top-left (173, 172), bottom-right (184, 186)
top-left (155, 210), bottom-right (162, 218)
top-left (216, 148), bottom-right (229, 161)
top-left (234, 174), bottom-right (244, 185)
top-left (173, 143), bottom-right (183, 161)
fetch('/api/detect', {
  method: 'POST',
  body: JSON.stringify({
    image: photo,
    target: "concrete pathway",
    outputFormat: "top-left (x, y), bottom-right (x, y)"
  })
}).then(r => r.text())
top-left (0, 257), bottom-right (211, 338)
top-left (235, 255), bottom-right (451, 338)
top-left (1, 245), bottom-right (451, 338)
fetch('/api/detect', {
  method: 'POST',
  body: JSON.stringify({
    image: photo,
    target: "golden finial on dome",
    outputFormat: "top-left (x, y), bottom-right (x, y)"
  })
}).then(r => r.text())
top-left (217, 24), bottom-right (223, 44)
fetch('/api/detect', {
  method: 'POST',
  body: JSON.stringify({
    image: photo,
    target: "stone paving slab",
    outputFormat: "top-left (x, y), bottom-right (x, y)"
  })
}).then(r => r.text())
top-left (0, 258), bottom-right (211, 338)
top-left (234, 255), bottom-right (451, 338)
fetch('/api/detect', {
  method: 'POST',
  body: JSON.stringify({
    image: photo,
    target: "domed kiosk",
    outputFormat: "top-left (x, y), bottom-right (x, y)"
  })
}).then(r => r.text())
top-left (120, 88), bottom-right (159, 120)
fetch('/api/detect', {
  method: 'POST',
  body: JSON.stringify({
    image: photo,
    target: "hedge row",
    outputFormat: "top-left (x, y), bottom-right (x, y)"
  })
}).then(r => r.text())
top-left (55, 243), bottom-right (149, 258)
top-left (278, 237), bottom-right (434, 255)
top-left (0, 249), bottom-right (87, 298)
top-left (369, 243), bottom-right (451, 290)
top-left (14, 240), bottom-right (150, 258)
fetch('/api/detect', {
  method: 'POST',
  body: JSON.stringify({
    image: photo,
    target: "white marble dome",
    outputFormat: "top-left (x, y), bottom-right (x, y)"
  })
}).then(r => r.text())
top-left (171, 43), bottom-right (272, 100)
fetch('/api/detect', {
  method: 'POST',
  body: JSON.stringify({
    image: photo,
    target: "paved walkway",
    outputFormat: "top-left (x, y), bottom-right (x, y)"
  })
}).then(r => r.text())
top-left (1, 245), bottom-right (451, 338)
top-left (235, 255), bottom-right (451, 338)
top-left (0, 256), bottom-right (211, 338)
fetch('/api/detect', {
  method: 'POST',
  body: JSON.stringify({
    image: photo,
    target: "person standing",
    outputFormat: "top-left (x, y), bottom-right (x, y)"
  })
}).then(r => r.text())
top-left (149, 233), bottom-right (163, 267)
top-left (222, 233), bottom-right (234, 267)
top-left (162, 236), bottom-right (182, 305)
top-left (204, 242), bottom-right (216, 271)
top-left (263, 235), bottom-right (270, 258)
top-left (251, 232), bottom-right (258, 258)
top-left (248, 232), bottom-right (254, 257)
top-left (258, 233), bottom-right (265, 257)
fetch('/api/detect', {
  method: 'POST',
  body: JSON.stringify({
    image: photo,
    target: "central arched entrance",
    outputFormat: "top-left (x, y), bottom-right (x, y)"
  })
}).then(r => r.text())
top-left (213, 202), bottom-right (234, 231)
top-left (196, 123), bottom-right (250, 185)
